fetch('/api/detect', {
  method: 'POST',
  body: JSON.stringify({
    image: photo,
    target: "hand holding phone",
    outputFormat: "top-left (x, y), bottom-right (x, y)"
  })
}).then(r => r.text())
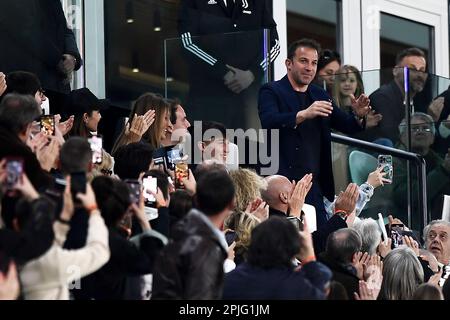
top-left (5, 158), bottom-right (24, 191)
top-left (70, 172), bottom-right (87, 205)
top-left (377, 155), bottom-right (393, 184)
top-left (175, 162), bottom-right (189, 189)
top-left (88, 135), bottom-right (103, 164)
top-left (125, 179), bottom-right (142, 205)
top-left (143, 176), bottom-right (157, 204)
top-left (40, 115), bottom-right (56, 136)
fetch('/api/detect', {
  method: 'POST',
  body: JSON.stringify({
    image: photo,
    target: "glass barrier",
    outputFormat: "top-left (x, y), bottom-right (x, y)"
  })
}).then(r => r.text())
top-left (164, 29), bottom-right (272, 131)
top-left (330, 67), bottom-right (450, 231)
top-left (331, 137), bottom-right (426, 233)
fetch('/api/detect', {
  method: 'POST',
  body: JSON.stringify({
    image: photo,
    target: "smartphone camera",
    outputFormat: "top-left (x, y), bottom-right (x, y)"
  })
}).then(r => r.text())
top-left (125, 179), bottom-right (142, 205)
top-left (70, 172), bottom-right (86, 204)
top-left (166, 148), bottom-right (182, 171)
top-left (175, 162), bottom-right (189, 189)
top-left (378, 155), bottom-right (393, 184)
top-left (5, 158), bottom-right (24, 190)
top-left (40, 115), bottom-right (55, 136)
top-left (88, 135), bottom-right (103, 165)
top-left (143, 176), bottom-right (157, 205)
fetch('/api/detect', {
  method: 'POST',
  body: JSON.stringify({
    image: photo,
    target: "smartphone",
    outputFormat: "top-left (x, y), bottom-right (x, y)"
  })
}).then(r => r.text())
top-left (125, 179), bottom-right (141, 205)
top-left (152, 147), bottom-right (166, 167)
top-left (88, 135), bottom-right (103, 164)
top-left (70, 172), bottom-right (86, 204)
top-left (175, 162), bottom-right (189, 189)
top-left (40, 115), bottom-right (55, 136)
top-left (166, 147), bottom-right (182, 171)
top-left (378, 155), bottom-right (393, 184)
top-left (143, 176), bottom-right (157, 204)
top-left (287, 216), bottom-right (304, 231)
top-left (5, 158), bottom-right (24, 190)
top-left (389, 223), bottom-right (405, 248)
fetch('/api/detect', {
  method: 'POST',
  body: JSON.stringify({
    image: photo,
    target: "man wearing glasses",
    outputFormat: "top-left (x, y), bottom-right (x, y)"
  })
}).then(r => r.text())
top-left (358, 48), bottom-right (428, 145)
top-left (393, 112), bottom-right (450, 222)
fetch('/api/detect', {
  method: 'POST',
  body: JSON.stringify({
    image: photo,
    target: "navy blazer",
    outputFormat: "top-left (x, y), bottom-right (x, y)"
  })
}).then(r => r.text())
top-left (258, 75), bottom-right (363, 200)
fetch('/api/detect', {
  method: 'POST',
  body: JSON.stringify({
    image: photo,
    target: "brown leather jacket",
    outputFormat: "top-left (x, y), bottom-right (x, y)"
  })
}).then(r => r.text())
top-left (152, 209), bottom-right (227, 300)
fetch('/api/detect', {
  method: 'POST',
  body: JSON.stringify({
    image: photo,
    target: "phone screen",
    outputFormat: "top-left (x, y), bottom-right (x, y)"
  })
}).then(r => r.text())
top-left (175, 162), bottom-right (189, 189)
top-left (125, 179), bottom-right (141, 205)
top-left (390, 224), bottom-right (405, 248)
top-left (40, 115), bottom-right (55, 136)
top-left (143, 177), bottom-right (157, 203)
top-left (71, 172), bottom-right (86, 204)
top-left (166, 148), bottom-right (182, 171)
top-left (5, 158), bottom-right (23, 190)
top-left (88, 135), bottom-right (103, 164)
top-left (378, 155), bottom-right (393, 184)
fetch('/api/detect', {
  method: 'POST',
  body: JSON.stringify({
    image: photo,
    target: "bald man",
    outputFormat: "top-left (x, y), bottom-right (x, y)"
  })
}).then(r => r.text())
top-left (262, 174), bottom-right (355, 254)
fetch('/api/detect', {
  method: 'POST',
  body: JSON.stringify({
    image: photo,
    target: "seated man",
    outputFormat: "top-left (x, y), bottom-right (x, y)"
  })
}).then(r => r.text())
top-left (392, 112), bottom-right (450, 223)
top-left (423, 220), bottom-right (450, 287)
top-left (261, 174), bottom-right (361, 255)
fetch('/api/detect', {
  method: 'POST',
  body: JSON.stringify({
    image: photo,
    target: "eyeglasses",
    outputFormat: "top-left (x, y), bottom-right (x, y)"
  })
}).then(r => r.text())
top-left (411, 126), bottom-right (432, 133)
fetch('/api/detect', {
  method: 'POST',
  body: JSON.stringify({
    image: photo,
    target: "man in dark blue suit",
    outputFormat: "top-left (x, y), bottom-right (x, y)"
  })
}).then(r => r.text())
top-left (258, 39), bottom-right (370, 227)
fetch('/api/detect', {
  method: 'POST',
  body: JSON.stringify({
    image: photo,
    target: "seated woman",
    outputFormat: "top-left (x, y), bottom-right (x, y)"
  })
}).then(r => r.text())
top-left (112, 93), bottom-right (171, 153)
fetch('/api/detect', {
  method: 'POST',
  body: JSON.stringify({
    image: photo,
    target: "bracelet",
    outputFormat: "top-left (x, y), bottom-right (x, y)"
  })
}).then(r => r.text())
top-left (301, 255), bottom-right (316, 264)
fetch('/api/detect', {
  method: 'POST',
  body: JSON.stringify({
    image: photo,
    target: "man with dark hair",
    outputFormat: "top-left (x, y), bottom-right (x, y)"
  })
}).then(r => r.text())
top-left (152, 169), bottom-right (235, 299)
top-left (59, 137), bottom-right (92, 175)
top-left (223, 217), bottom-right (332, 299)
top-left (318, 228), bottom-right (362, 299)
top-left (258, 38), bottom-right (369, 227)
top-left (195, 121), bottom-right (229, 164)
top-left (0, 94), bottom-right (53, 190)
top-left (2, 71), bottom-right (47, 106)
top-left (114, 142), bottom-right (154, 180)
top-left (358, 47), bottom-right (428, 144)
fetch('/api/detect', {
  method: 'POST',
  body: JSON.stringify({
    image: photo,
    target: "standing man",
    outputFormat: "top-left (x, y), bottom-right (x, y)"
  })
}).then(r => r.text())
top-left (258, 39), bottom-right (370, 227)
top-left (0, 0), bottom-right (82, 115)
top-left (357, 48), bottom-right (428, 145)
top-left (178, 0), bottom-right (280, 130)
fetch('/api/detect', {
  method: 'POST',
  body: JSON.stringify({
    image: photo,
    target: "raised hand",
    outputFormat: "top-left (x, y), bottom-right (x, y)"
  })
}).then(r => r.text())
top-left (350, 94), bottom-right (371, 118)
top-left (296, 101), bottom-right (333, 123)
top-left (288, 173), bottom-right (313, 217)
top-left (334, 183), bottom-right (359, 215)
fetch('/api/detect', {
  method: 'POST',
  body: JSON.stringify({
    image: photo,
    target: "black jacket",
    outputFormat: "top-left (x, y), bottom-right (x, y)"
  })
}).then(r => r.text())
top-left (73, 228), bottom-right (166, 300)
top-left (178, 0), bottom-right (279, 94)
top-left (259, 76), bottom-right (363, 201)
top-left (318, 252), bottom-right (360, 300)
top-left (0, 0), bottom-right (82, 93)
top-left (268, 208), bottom-right (347, 255)
top-left (152, 209), bottom-right (228, 300)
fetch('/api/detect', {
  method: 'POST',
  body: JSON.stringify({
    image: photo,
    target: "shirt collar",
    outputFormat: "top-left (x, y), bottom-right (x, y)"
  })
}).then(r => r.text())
top-left (189, 208), bottom-right (229, 251)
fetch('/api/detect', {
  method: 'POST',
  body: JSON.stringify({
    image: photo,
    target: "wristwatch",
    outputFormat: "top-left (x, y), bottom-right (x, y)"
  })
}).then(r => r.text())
top-left (334, 210), bottom-right (348, 221)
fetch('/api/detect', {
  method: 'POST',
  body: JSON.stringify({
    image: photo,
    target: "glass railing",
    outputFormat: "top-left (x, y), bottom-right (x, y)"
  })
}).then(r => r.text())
top-left (330, 67), bottom-right (450, 232)
top-left (331, 134), bottom-right (428, 235)
top-left (164, 29), bottom-right (272, 131)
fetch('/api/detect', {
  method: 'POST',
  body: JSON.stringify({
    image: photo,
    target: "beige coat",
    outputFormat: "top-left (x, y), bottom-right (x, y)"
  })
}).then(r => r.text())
top-left (19, 212), bottom-right (110, 300)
